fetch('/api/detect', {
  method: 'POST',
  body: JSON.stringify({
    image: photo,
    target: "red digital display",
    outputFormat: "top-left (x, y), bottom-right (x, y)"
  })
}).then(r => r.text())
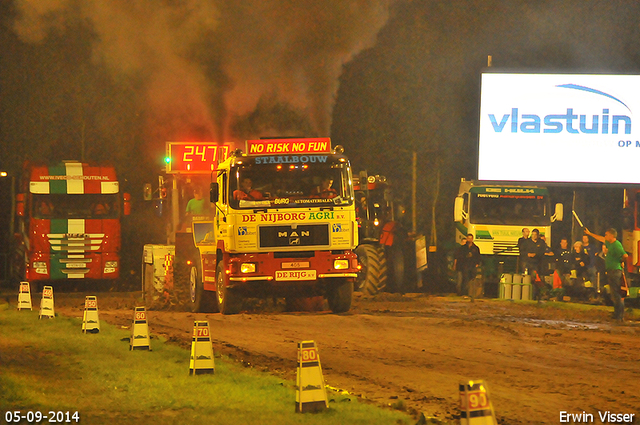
top-left (166, 143), bottom-right (232, 174)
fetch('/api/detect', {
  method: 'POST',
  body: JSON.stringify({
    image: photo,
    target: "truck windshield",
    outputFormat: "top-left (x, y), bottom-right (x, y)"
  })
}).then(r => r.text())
top-left (229, 156), bottom-right (353, 209)
top-left (32, 194), bottom-right (120, 219)
top-left (470, 193), bottom-right (550, 226)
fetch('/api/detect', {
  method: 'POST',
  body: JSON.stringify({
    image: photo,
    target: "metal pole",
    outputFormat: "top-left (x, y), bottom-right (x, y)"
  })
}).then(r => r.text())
top-left (412, 151), bottom-right (417, 234)
top-left (171, 177), bottom-right (179, 244)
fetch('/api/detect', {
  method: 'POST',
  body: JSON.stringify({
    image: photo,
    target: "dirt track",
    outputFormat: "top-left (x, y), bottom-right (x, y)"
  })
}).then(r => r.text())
top-left (48, 292), bottom-right (640, 424)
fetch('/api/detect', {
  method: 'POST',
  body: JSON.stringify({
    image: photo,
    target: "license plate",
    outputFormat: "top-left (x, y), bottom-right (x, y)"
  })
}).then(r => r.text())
top-left (281, 261), bottom-right (310, 269)
top-left (275, 270), bottom-right (317, 281)
top-left (67, 263), bottom-right (85, 268)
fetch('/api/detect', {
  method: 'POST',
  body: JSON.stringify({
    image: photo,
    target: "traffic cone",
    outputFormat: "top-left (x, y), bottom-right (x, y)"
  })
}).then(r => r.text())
top-left (189, 321), bottom-right (215, 375)
top-left (295, 340), bottom-right (328, 413)
top-left (82, 296), bottom-right (100, 334)
top-left (39, 286), bottom-right (55, 319)
top-left (130, 307), bottom-right (151, 351)
top-left (17, 281), bottom-right (32, 311)
top-left (459, 380), bottom-right (497, 425)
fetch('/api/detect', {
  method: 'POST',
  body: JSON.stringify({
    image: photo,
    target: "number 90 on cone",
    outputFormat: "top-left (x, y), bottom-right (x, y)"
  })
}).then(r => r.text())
top-left (459, 380), bottom-right (497, 425)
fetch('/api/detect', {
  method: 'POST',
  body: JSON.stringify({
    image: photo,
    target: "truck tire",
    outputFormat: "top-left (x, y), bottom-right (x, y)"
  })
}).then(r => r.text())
top-left (327, 279), bottom-right (353, 313)
top-left (216, 261), bottom-right (242, 315)
top-left (190, 262), bottom-right (217, 313)
top-left (386, 244), bottom-right (406, 293)
top-left (355, 244), bottom-right (388, 295)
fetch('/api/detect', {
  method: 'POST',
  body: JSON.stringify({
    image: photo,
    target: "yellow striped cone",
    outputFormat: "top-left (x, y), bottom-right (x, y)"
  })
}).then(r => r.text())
top-left (82, 296), bottom-right (100, 334)
top-left (39, 286), bottom-right (55, 319)
top-left (130, 307), bottom-right (151, 351)
top-left (189, 321), bottom-right (215, 375)
top-left (17, 281), bottom-right (32, 311)
top-left (295, 340), bottom-right (328, 413)
top-left (459, 380), bottom-right (497, 425)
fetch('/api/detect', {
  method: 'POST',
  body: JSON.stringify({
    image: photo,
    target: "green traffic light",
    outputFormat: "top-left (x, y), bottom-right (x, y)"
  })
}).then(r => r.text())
top-left (164, 157), bottom-right (171, 164)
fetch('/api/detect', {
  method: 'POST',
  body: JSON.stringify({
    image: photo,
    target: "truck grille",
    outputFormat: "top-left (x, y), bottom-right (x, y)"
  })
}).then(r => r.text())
top-left (259, 225), bottom-right (329, 248)
top-left (493, 241), bottom-right (519, 255)
top-left (48, 234), bottom-right (104, 253)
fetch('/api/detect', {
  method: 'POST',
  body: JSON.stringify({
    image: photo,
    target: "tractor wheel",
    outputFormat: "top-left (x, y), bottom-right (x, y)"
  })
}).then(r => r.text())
top-left (326, 279), bottom-right (353, 313)
top-left (355, 244), bottom-right (388, 295)
top-left (216, 261), bottom-right (242, 315)
top-left (189, 261), bottom-right (217, 313)
top-left (386, 244), bottom-right (407, 293)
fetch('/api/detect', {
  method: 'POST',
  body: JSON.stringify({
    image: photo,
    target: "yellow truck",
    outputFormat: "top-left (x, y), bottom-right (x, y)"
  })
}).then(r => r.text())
top-left (144, 138), bottom-right (359, 314)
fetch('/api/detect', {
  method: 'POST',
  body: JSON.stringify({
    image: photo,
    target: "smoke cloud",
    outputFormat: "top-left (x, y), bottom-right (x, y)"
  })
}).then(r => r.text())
top-left (12, 0), bottom-right (391, 148)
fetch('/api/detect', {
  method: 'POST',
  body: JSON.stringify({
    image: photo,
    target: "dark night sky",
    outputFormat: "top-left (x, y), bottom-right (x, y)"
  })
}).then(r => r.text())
top-left (2, 0), bottom-right (640, 254)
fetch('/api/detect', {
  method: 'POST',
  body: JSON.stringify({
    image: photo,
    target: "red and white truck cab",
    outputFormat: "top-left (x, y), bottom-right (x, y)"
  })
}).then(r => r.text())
top-left (14, 161), bottom-right (129, 287)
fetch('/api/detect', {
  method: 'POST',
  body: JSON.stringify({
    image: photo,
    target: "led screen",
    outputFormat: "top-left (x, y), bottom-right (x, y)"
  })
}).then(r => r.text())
top-left (478, 73), bottom-right (640, 183)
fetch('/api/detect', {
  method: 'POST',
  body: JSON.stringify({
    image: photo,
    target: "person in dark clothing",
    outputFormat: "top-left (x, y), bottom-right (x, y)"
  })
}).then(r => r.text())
top-left (517, 228), bottom-right (530, 272)
top-left (570, 241), bottom-right (590, 279)
top-left (453, 234), bottom-right (481, 296)
top-left (522, 228), bottom-right (547, 278)
top-left (581, 234), bottom-right (599, 286)
top-left (565, 240), bottom-right (590, 299)
top-left (555, 238), bottom-right (572, 275)
top-left (540, 235), bottom-right (556, 276)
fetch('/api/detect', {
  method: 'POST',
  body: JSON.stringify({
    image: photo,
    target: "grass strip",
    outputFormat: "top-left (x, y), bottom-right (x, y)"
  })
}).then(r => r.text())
top-left (0, 307), bottom-right (411, 425)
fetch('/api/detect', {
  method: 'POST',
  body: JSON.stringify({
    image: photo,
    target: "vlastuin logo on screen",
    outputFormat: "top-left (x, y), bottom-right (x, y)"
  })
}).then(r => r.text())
top-left (487, 83), bottom-right (632, 135)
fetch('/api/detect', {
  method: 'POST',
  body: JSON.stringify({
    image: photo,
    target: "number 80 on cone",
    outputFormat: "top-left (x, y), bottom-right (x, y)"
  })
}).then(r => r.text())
top-left (300, 348), bottom-right (318, 362)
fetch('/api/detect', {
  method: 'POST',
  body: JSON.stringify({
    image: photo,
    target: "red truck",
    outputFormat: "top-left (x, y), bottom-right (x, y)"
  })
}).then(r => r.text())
top-left (13, 161), bottom-right (130, 289)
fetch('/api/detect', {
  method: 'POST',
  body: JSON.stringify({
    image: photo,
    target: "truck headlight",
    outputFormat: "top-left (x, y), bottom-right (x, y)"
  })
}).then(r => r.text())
top-left (333, 259), bottom-right (349, 270)
top-left (240, 263), bottom-right (256, 273)
top-left (34, 262), bottom-right (47, 274)
top-left (104, 261), bottom-right (118, 273)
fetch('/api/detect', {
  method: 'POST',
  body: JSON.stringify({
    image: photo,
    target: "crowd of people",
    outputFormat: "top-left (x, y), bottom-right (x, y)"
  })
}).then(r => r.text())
top-left (454, 226), bottom-right (627, 322)
top-left (516, 228), bottom-right (602, 300)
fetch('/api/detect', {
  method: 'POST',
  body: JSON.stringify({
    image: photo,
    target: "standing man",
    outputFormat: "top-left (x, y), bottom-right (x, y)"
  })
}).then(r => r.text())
top-left (522, 228), bottom-right (547, 278)
top-left (584, 228), bottom-right (627, 322)
top-left (517, 228), bottom-right (530, 273)
top-left (582, 234), bottom-right (599, 286)
top-left (453, 234), bottom-right (481, 296)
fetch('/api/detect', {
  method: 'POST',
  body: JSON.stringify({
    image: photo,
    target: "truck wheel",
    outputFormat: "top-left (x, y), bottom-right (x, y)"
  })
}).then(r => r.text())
top-left (216, 261), bottom-right (242, 315)
top-left (327, 279), bottom-right (353, 313)
top-left (386, 244), bottom-right (407, 293)
top-left (190, 262), bottom-right (217, 313)
top-left (355, 244), bottom-right (388, 295)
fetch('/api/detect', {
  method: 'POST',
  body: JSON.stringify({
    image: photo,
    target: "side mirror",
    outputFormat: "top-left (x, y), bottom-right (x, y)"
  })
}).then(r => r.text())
top-left (143, 184), bottom-right (152, 201)
top-left (16, 193), bottom-right (25, 217)
top-left (552, 203), bottom-right (563, 222)
top-left (123, 193), bottom-right (131, 216)
top-left (210, 182), bottom-right (219, 203)
top-left (454, 196), bottom-right (464, 222)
